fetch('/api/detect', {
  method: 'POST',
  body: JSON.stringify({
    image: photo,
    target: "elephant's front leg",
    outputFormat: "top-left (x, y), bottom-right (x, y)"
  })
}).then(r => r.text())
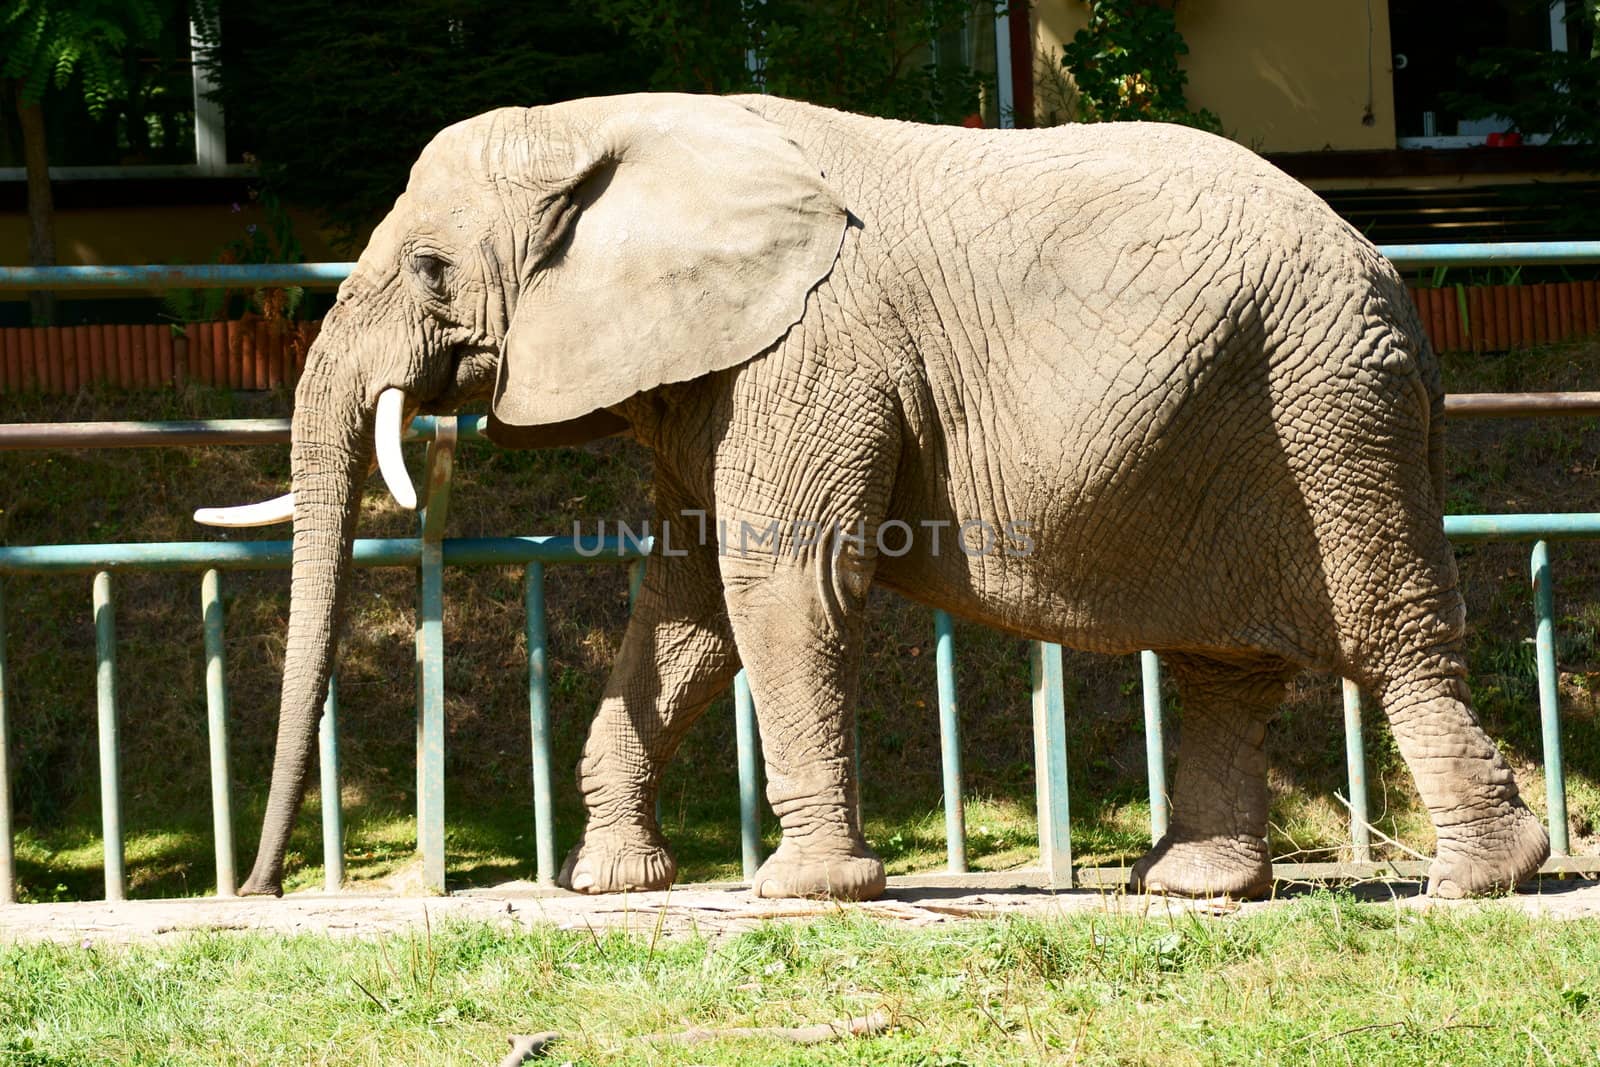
top-left (719, 525), bottom-right (886, 901)
top-left (560, 526), bottom-right (739, 894)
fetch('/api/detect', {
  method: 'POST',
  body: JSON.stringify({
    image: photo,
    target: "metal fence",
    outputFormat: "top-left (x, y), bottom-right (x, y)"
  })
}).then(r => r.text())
top-left (2, 243), bottom-right (1600, 903)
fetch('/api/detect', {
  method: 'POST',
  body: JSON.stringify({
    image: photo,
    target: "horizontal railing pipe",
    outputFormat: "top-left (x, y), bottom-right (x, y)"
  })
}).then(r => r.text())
top-left (1378, 240), bottom-right (1600, 269)
top-left (0, 415), bottom-right (488, 451)
top-left (0, 263), bottom-right (358, 291)
top-left (0, 535), bottom-right (653, 575)
top-left (12, 517), bottom-right (1600, 575)
top-left (1443, 514), bottom-right (1600, 542)
top-left (0, 419), bottom-right (292, 449)
top-left (2, 391), bottom-right (1591, 454)
top-left (2, 242), bottom-right (1596, 297)
top-left (1444, 393), bottom-right (1600, 418)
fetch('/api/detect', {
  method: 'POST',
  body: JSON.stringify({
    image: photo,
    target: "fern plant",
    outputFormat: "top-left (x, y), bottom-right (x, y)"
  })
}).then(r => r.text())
top-left (1, 0), bottom-right (168, 112)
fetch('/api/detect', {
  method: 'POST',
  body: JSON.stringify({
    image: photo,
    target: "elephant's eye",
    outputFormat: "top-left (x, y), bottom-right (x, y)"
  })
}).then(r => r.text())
top-left (412, 253), bottom-right (448, 291)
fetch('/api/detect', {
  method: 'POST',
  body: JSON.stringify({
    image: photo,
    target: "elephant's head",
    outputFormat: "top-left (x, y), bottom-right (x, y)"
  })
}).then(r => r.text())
top-left (197, 94), bottom-right (847, 895)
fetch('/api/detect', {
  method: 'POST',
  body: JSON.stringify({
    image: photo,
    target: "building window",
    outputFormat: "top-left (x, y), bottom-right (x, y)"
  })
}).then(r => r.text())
top-left (0, 19), bottom-right (238, 179)
top-left (1390, 0), bottom-right (1585, 148)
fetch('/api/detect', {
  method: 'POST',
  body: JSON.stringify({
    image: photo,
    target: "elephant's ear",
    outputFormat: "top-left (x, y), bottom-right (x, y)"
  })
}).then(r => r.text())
top-left (488, 95), bottom-right (848, 443)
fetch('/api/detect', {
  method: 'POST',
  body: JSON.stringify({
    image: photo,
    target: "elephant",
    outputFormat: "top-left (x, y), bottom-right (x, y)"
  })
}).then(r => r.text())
top-left (198, 92), bottom-right (1550, 902)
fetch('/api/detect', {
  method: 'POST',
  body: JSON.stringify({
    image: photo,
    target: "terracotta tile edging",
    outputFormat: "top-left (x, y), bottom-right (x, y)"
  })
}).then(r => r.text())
top-left (3, 291), bottom-right (1598, 395)
top-left (1410, 282), bottom-right (1600, 354)
top-left (0, 318), bottom-right (320, 393)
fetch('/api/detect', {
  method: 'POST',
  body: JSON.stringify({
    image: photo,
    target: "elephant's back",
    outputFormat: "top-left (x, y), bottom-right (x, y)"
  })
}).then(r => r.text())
top-left (744, 99), bottom-right (1420, 650)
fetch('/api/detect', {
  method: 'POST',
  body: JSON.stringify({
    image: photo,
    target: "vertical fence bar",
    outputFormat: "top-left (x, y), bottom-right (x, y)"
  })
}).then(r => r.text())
top-left (319, 674), bottom-right (344, 891)
top-left (416, 547), bottom-right (446, 890)
top-left (734, 669), bottom-right (762, 879)
top-left (93, 572), bottom-right (125, 901)
top-left (1531, 540), bottom-right (1570, 856)
top-left (1340, 679), bottom-right (1373, 863)
top-left (628, 558), bottom-right (646, 609)
top-left (1139, 650), bottom-right (1168, 843)
top-left (414, 608), bottom-right (426, 866)
top-left (1030, 641), bottom-right (1072, 887)
top-left (200, 570), bottom-right (237, 896)
top-left (0, 580), bottom-right (13, 904)
top-left (632, 558), bottom-right (664, 827)
top-left (415, 417), bottom-right (456, 892)
top-left (933, 610), bottom-right (967, 873)
top-left (852, 716), bottom-right (863, 832)
top-left (524, 562), bottom-right (556, 885)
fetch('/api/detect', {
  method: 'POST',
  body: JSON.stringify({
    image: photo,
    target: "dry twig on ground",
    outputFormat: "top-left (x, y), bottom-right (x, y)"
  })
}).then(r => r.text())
top-left (500, 1011), bottom-right (890, 1063)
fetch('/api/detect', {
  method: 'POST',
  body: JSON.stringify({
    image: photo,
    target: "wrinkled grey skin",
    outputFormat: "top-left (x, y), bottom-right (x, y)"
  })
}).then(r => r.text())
top-left (233, 93), bottom-right (1549, 901)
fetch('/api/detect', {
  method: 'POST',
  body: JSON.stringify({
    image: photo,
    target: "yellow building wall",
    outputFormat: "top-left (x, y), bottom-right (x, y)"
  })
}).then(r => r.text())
top-left (1034, 0), bottom-right (1398, 154)
top-left (0, 202), bottom-right (340, 301)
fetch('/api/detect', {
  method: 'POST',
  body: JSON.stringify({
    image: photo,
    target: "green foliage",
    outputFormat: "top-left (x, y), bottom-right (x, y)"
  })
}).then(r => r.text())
top-left (1440, 3), bottom-right (1600, 236)
top-left (1059, 0), bottom-right (1221, 131)
top-left (201, 0), bottom-right (655, 251)
top-left (1, 0), bottom-right (159, 109)
top-left (0, 1), bottom-right (205, 172)
top-left (596, 0), bottom-right (1000, 124)
top-left (207, 1), bottom-right (1003, 248)
top-left (1, 0), bottom-right (178, 111)
top-left (762, 0), bottom-right (999, 123)
top-left (590, 0), bottom-right (748, 93)
top-left (1445, 48), bottom-right (1600, 147)
top-left (160, 186), bottom-right (307, 324)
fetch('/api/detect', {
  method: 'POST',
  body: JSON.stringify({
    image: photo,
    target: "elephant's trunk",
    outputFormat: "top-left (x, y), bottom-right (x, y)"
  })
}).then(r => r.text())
top-left (238, 341), bottom-right (373, 896)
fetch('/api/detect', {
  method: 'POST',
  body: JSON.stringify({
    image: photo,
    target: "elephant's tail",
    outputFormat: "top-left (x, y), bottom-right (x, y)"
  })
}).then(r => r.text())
top-left (1427, 351), bottom-right (1447, 515)
top-left (1408, 297), bottom-right (1448, 515)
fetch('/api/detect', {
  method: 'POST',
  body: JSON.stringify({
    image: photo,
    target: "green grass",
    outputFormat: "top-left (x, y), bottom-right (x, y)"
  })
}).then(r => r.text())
top-left (4, 898), bottom-right (1600, 1065)
top-left (4, 339), bottom-right (1600, 900)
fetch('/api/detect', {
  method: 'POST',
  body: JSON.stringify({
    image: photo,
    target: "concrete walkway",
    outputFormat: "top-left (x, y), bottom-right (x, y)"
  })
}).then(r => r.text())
top-left (5, 870), bottom-right (1599, 945)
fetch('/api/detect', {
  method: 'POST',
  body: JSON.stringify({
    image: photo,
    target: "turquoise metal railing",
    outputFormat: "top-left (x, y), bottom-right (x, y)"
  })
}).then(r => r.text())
top-left (2, 243), bottom-right (1599, 903)
top-left (0, 437), bottom-right (654, 902)
top-left (4, 242), bottom-right (1600, 290)
top-left (5, 414), bottom-right (1597, 902)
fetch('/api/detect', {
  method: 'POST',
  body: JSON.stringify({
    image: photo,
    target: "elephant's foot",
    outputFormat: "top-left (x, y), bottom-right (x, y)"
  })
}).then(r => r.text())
top-left (237, 875), bottom-right (284, 898)
top-left (558, 826), bottom-right (677, 894)
top-left (1131, 834), bottom-right (1273, 899)
top-left (750, 838), bottom-right (886, 901)
top-left (1427, 806), bottom-right (1549, 898)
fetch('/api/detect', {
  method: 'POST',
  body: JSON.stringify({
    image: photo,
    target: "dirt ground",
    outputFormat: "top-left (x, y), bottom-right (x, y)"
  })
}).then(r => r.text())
top-left (7, 870), bottom-right (1600, 946)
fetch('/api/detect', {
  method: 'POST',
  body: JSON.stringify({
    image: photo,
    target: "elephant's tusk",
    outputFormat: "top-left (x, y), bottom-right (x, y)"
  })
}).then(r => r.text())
top-left (376, 386), bottom-right (417, 510)
top-left (193, 492), bottom-right (296, 528)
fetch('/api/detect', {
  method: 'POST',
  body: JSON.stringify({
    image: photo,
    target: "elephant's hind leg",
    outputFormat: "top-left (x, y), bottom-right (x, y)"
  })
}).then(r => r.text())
top-left (1131, 653), bottom-right (1295, 898)
top-left (1333, 445), bottom-right (1547, 895)
top-left (1378, 665), bottom-right (1547, 896)
top-left (560, 521), bottom-right (740, 894)
top-left (1355, 584), bottom-right (1549, 896)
